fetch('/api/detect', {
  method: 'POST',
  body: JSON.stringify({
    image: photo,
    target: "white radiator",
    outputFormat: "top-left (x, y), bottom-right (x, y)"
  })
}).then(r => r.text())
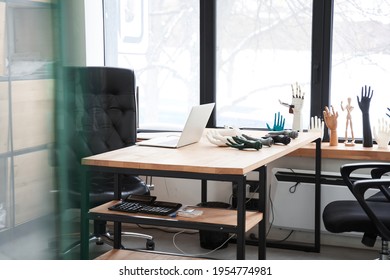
top-left (270, 168), bottom-right (378, 232)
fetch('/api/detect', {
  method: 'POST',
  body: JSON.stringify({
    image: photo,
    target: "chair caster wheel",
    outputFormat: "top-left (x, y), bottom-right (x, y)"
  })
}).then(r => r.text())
top-left (95, 237), bottom-right (104, 245)
top-left (146, 239), bottom-right (155, 250)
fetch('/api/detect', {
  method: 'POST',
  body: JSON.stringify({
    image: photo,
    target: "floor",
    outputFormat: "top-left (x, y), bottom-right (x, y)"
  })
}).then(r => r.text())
top-left (83, 224), bottom-right (380, 260)
top-left (0, 215), bottom-right (381, 260)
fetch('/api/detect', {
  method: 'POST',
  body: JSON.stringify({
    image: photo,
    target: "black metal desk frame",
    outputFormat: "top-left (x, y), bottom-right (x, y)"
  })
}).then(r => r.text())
top-left (81, 167), bottom-right (264, 260)
top-left (80, 137), bottom-right (321, 260)
top-left (264, 138), bottom-right (322, 252)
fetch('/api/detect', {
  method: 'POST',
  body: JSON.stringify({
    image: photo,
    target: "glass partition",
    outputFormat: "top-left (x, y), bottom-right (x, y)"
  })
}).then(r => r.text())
top-left (0, 0), bottom-right (57, 259)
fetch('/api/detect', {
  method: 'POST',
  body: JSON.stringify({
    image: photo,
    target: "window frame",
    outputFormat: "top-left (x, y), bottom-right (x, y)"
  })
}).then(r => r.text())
top-left (103, 0), bottom-right (337, 138)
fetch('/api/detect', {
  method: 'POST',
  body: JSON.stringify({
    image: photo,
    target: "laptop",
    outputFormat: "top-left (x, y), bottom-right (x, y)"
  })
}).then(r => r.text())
top-left (137, 103), bottom-right (215, 148)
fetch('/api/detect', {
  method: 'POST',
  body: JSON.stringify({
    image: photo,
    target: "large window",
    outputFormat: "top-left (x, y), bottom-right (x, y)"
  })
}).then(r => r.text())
top-left (331, 0), bottom-right (390, 139)
top-left (104, 0), bottom-right (200, 130)
top-left (216, 0), bottom-right (313, 130)
top-left (103, 0), bottom-right (390, 139)
top-left (104, 0), bottom-right (312, 131)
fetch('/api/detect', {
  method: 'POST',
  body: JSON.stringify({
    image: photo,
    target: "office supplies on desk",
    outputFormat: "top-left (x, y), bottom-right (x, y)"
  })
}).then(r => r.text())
top-left (108, 194), bottom-right (182, 216)
top-left (177, 206), bottom-right (203, 217)
top-left (136, 103), bottom-right (215, 148)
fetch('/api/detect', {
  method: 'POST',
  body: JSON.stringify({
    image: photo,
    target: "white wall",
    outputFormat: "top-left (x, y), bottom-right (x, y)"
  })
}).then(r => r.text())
top-left (148, 156), bottom-right (358, 206)
top-left (146, 155), bottom-right (380, 251)
top-left (84, 0), bottom-right (104, 66)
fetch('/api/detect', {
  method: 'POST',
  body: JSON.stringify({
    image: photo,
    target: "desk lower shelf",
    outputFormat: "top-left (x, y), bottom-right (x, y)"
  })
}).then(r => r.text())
top-left (95, 249), bottom-right (203, 260)
top-left (89, 200), bottom-right (263, 233)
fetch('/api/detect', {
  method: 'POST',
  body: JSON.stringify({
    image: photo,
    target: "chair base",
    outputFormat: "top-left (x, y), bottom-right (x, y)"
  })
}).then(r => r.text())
top-left (99, 231), bottom-right (155, 250)
top-left (378, 240), bottom-right (389, 260)
top-left (62, 231), bottom-right (155, 256)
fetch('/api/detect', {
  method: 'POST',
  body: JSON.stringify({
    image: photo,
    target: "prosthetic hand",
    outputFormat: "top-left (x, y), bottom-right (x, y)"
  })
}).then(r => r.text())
top-left (226, 136), bottom-right (263, 150)
top-left (266, 112), bottom-right (285, 131)
top-left (309, 116), bottom-right (324, 139)
top-left (268, 135), bottom-right (291, 145)
top-left (373, 118), bottom-right (390, 149)
top-left (206, 127), bottom-right (242, 146)
top-left (241, 134), bottom-right (274, 147)
top-left (357, 85), bottom-right (373, 114)
top-left (279, 83), bottom-right (305, 131)
top-left (357, 85), bottom-right (374, 147)
top-left (323, 106), bottom-right (338, 146)
top-left (291, 83), bottom-right (305, 131)
top-left (266, 130), bottom-right (298, 139)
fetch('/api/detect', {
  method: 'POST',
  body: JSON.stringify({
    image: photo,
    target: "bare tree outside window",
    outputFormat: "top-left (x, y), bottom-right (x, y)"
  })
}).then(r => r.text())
top-left (105, 0), bottom-right (313, 130)
top-left (331, 0), bottom-right (390, 139)
top-left (104, 0), bottom-right (199, 130)
top-left (216, 0), bottom-right (312, 129)
top-left (105, 0), bottom-right (390, 136)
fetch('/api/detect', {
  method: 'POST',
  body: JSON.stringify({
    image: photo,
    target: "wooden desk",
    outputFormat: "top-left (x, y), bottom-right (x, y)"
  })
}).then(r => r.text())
top-left (290, 142), bottom-right (390, 161)
top-left (81, 130), bottom-right (321, 260)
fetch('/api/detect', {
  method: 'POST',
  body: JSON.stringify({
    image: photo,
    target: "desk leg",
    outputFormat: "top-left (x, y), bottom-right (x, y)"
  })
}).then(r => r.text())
top-left (258, 166), bottom-right (267, 260)
top-left (113, 174), bottom-right (122, 248)
top-left (201, 179), bottom-right (207, 203)
top-left (80, 167), bottom-right (89, 259)
top-left (114, 222), bottom-right (122, 249)
top-left (236, 175), bottom-right (246, 260)
top-left (114, 174), bottom-right (120, 199)
top-left (266, 137), bottom-right (321, 252)
top-left (314, 137), bottom-right (321, 252)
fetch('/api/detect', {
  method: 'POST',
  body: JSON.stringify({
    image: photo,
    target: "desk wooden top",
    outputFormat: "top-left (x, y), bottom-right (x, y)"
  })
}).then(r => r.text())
top-left (289, 142), bottom-right (390, 161)
top-left (82, 130), bottom-right (320, 175)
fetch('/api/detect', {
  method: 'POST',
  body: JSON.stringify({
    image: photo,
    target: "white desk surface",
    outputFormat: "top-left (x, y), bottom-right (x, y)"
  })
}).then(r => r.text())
top-left (82, 129), bottom-right (321, 175)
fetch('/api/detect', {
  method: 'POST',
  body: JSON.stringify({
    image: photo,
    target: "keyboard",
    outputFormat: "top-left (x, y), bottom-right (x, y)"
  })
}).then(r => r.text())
top-left (108, 200), bottom-right (182, 216)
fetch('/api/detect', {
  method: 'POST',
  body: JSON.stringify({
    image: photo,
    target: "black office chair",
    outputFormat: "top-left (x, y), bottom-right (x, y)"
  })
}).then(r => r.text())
top-left (61, 66), bottom-right (155, 254)
top-left (323, 162), bottom-right (390, 260)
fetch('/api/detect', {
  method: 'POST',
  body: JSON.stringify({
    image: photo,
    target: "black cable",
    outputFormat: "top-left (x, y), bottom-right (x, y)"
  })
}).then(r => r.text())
top-left (289, 182), bottom-right (300, 193)
top-left (287, 168), bottom-right (301, 193)
top-left (274, 230), bottom-right (294, 243)
top-left (267, 169), bottom-right (299, 240)
top-left (273, 168), bottom-right (298, 242)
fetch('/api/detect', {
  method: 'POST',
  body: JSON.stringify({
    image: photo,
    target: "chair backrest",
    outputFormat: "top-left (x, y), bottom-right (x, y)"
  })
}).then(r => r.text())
top-left (71, 66), bottom-right (137, 156)
top-left (61, 66), bottom-right (143, 207)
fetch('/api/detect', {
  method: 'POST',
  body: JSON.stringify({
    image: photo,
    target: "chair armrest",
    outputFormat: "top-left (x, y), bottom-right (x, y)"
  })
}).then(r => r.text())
top-left (353, 178), bottom-right (390, 241)
top-left (340, 162), bottom-right (390, 191)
